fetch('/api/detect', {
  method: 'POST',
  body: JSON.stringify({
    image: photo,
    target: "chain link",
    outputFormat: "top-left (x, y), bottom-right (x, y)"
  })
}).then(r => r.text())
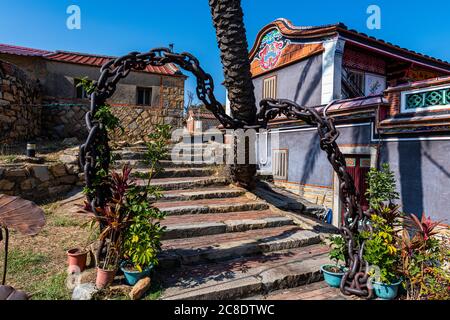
top-left (80, 48), bottom-right (372, 299)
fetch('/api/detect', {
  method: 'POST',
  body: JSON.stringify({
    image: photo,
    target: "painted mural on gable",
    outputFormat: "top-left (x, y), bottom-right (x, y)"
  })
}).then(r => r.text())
top-left (255, 29), bottom-right (290, 71)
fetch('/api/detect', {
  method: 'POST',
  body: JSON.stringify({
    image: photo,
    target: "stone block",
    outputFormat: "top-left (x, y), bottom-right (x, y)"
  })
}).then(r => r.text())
top-left (5, 168), bottom-right (28, 178)
top-left (20, 178), bottom-right (37, 191)
top-left (57, 175), bottom-right (77, 185)
top-left (0, 179), bottom-right (15, 191)
top-left (31, 165), bottom-right (51, 182)
top-left (129, 277), bottom-right (151, 300)
top-left (50, 163), bottom-right (67, 177)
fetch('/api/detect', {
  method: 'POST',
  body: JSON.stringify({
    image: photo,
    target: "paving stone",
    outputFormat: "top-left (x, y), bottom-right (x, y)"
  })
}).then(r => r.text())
top-left (160, 226), bottom-right (321, 267)
top-left (159, 245), bottom-right (330, 300)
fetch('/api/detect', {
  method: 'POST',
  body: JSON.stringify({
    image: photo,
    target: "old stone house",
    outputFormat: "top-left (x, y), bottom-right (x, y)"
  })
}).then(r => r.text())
top-left (240, 19), bottom-right (450, 225)
top-left (0, 43), bottom-right (186, 144)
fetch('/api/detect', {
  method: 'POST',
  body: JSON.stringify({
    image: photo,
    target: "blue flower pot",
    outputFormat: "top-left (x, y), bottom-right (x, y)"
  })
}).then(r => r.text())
top-left (372, 280), bottom-right (402, 300)
top-left (321, 264), bottom-right (346, 288)
top-left (120, 262), bottom-right (154, 286)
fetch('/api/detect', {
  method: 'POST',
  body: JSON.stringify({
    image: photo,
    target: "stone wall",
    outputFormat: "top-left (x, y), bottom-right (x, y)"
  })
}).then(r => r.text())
top-left (0, 161), bottom-right (83, 202)
top-left (41, 103), bottom-right (89, 139)
top-left (111, 105), bottom-right (183, 142)
top-left (0, 60), bottom-right (41, 144)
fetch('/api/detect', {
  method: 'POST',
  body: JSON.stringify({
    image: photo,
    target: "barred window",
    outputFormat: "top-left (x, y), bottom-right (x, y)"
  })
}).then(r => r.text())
top-left (263, 75), bottom-right (277, 99)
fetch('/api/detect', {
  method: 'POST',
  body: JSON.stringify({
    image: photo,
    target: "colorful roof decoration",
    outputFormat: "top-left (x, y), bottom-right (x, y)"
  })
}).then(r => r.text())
top-left (0, 44), bottom-right (183, 76)
top-left (249, 19), bottom-right (450, 74)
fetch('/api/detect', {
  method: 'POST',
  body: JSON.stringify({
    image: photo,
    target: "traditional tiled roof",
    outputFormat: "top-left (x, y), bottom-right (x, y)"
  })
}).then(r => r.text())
top-left (267, 95), bottom-right (387, 126)
top-left (250, 19), bottom-right (450, 73)
top-left (0, 43), bottom-right (183, 76)
top-left (0, 43), bottom-right (50, 56)
top-left (45, 51), bottom-right (182, 76)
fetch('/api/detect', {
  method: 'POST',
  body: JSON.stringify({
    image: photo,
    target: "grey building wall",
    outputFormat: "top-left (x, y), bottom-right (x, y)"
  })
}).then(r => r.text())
top-left (44, 61), bottom-right (162, 106)
top-left (253, 54), bottom-right (323, 109)
top-left (260, 122), bottom-right (450, 222)
top-left (260, 123), bottom-right (373, 187)
top-left (379, 140), bottom-right (450, 222)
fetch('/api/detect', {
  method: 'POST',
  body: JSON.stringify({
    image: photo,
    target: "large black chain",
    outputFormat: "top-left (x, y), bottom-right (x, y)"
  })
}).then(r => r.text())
top-left (80, 48), bottom-right (372, 298)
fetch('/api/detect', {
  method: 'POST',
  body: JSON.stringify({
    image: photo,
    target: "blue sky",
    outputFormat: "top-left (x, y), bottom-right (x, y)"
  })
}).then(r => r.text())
top-left (1, 0), bottom-right (449, 104)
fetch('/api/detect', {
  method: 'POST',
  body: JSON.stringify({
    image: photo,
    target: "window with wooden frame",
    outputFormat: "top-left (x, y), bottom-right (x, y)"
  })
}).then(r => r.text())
top-left (273, 149), bottom-right (288, 181)
top-left (262, 75), bottom-right (277, 99)
top-left (137, 87), bottom-right (153, 106)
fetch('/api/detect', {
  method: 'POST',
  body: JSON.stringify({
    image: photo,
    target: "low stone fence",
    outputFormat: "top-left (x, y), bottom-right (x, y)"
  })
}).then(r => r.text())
top-left (0, 161), bottom-right (84, 202)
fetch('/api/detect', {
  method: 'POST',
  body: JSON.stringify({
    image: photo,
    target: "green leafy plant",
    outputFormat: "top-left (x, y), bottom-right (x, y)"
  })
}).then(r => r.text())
top-left (144, 123), bottom-right (172, 178)
top-left (362, 214), bottom-right (400, 284)
top-left (325, 235), bottom-right (347, 273)
top-left (400, 214), bottom-right (450, 300)
top-left (365, 163), bottom-right (399, 210)
top-left (363, 165), bottom-right (402, 285)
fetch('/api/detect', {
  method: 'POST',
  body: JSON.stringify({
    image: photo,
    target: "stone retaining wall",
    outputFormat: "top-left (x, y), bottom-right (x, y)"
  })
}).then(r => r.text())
top-left (0, 162), bottom-right (84, 202)
top-left (41, 103), bottom-right (89, 140)
top-left (41, 103), bottom-right (183, 142)
top-left (0, 60), bottom-right (41, 144)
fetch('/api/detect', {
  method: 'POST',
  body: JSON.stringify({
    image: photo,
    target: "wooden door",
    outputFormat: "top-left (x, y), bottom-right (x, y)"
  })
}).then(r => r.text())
top-left (341, 155), bottom-right (371, 221)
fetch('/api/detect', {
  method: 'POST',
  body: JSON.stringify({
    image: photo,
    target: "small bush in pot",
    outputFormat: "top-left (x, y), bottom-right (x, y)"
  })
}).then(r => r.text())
top-left (322, 235), bottom-right (348, 288)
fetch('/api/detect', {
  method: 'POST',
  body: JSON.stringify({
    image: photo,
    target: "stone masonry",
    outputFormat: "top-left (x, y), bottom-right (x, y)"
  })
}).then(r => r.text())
top-left (0, 60), bottom-right (41, 144)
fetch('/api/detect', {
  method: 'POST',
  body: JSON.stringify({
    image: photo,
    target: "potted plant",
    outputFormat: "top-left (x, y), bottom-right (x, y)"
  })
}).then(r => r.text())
top-left (362, 164), bottom-right (403, 299)
top-left (321, 235), bottom-right (347, 288)
top-left (67, 247), bottom-right (88, 273)
top-left (120, 125), bottom-right (169, 286)
top-left (120, 205), bottom-right (165, 285)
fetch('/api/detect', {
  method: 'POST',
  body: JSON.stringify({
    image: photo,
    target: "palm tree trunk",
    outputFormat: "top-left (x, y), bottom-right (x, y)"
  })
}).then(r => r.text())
top-left (209, 0), bottom-right (257, 189)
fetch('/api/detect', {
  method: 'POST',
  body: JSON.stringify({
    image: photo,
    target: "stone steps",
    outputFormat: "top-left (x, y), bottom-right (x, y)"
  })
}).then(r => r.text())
top-left (246, 281), bottom-right (358, 300)
top-left (113, 167), bottom-right (215, 179)
top-left (113, 159), bottom-right (211, 169)
top-left (160, 187), bottom-right (245, 202)
top-left (163, 210), bottom-right (294, 240)
top-left (159, 226), bottom-right (322, 268)
top-left (155, 197), bottom-right (270, 216)
top-left (157, 244), bottom-right (330, 300)
top-left (142, 176), bottom-right (229, 191)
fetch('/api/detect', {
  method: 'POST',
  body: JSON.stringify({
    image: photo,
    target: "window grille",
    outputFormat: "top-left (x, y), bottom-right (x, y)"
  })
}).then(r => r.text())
top-left (273, 149), bottom-right (288, 180)
top-left (263, 75), bottom-right (277, 99)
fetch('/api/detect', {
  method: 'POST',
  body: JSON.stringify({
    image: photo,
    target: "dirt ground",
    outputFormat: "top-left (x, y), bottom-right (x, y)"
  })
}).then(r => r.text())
top-left (0, 193), bottom-right (93, 300)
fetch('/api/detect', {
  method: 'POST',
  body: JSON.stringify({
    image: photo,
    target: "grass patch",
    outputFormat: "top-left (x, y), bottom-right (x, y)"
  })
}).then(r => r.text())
top-left (3, 249), bottom-right (48, 277)
top-left (49, 215), bottom-right (83, 227)
top-left (30, 272), bottom-right (71, 300)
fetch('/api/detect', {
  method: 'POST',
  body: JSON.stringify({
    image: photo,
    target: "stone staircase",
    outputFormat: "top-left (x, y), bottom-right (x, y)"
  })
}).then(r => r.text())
top-left (112, 141), bottom-right (334, 300)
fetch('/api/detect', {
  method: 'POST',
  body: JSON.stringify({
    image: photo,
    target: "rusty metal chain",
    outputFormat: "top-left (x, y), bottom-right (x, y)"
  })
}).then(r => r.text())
top-left (257, 99), bottom-right (373, 299)
top-left (80, 48), bottom-right (371, 298)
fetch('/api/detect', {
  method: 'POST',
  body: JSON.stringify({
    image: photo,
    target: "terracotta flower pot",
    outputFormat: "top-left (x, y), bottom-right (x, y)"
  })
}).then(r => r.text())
top-left (67, 248), bottom-right (88, 273)
top-left (96, 268), bottom-right (116, 289)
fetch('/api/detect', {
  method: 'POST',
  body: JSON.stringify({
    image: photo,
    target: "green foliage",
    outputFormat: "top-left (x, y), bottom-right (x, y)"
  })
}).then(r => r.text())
top-left (365, 163), bottom-right (399, 210)
top-left (123, 205), bottom-right (166, 272)
top-left (94, 104), bottom-right (123, 133)
top-left (400, 214), bottom-right (450, 300)
top-left (328, 235), bottom-right (347, 266)
top-left (144, 124), bottom-right (172, 178)
top-left (76, 77), bottom-right (95, 95)
top-left (121, 125), bottom-right (172, 271)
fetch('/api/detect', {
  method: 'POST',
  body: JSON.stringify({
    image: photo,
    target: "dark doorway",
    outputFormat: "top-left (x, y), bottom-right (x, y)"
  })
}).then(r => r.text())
top-left (341, 154), bottom-right (371, 222)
